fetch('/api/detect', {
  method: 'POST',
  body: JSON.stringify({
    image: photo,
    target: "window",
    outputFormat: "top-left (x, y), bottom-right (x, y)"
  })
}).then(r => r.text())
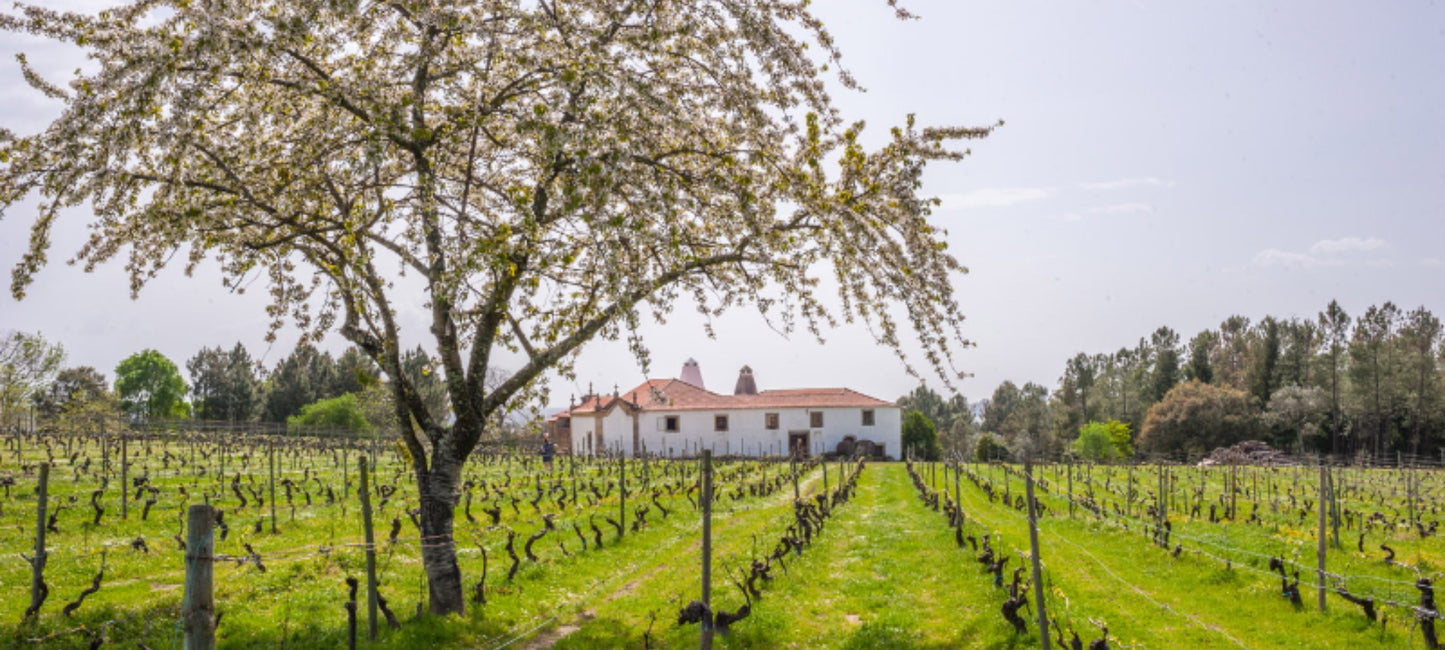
top-left (714, 414), bottom-right (729, 432)
top-left (658, 415), bottom-right (679, 433)
top-left (810, 411), bottom-right (823, 428)
top-left (765, 413), bottom-right (780, 430)
top-left (862, 409), bottom-right (875, 426)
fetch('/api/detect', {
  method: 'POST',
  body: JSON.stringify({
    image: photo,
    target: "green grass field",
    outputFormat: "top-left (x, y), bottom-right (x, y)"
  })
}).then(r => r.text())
top-left (1, 432), bottom-right (1441, 649)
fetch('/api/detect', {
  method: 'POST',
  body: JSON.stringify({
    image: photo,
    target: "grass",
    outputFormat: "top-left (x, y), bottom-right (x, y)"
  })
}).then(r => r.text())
top-left (1, 432), bottom-right (1440, 649)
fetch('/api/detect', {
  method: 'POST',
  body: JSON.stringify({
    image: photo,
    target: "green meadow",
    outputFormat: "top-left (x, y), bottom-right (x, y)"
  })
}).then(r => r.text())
top-left (1, 433), bottom-right (1438, 649)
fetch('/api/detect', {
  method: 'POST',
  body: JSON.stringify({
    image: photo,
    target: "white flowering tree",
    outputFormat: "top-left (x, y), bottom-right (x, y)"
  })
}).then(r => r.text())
top-left (1, 0), bottom-right (993, 614)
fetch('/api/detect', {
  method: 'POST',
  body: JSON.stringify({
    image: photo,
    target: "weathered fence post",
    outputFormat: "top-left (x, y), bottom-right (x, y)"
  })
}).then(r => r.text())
top-left (269, 438), bottom-right (278, 534)
top-left (1230, 465), bottom-right (1238, 520)
top-left (183, 504), bottom-right (216, 650)
top-left (1067, 459), bottom-right (1074, 518)
top-left (700, 449), bottom-right (714, 650)
top-left (1126, 464), bottom-right (1134, 518)
top-left (1158, 464), bottom-right (1168, 547)
top-left (342, 446), bottom-right (350, 499)
top-left (1317, 463), bottom-right (1328, 613)
top-left (121, 434), bottom-right (129, 519)
top-left (27, 462), bottom-right (49, 619)
top-left (954, 460), bottom-right (964, 529)
top-left (791, 458), bottom-right (800, 502)
top-left (619, 452), bottom-right (626, 539)
top-left (1025, 461), bottom-right (1050, 650)
top-left (359, 457), bottom-right (379, 641)
top-left (218, 432), bottom-right (226, 489)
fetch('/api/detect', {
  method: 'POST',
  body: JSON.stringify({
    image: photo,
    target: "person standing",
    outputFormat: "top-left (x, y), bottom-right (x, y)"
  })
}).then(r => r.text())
top-left (541, 435), bottom-right (556, 472)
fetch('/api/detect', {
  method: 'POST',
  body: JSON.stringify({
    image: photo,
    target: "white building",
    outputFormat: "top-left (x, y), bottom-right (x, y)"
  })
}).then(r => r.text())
top-left (548, 360), bottom-right (900, 458)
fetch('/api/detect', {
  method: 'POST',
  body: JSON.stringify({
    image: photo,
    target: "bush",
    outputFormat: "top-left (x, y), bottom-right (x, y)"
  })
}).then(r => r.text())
top-left (1072, 419), bottom-right (1133, 462)
top-left (902, 410), bottom-right (940, 461)
top-left (287, 393), bottom-right (372, 433)
top-left (974, 433), bottom-right (1010, 462)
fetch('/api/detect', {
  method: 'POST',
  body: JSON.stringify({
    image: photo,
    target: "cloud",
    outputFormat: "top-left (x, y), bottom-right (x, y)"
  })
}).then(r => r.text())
top-left (1422, 257), bottom-right (1445, 268)
top-left (1087, 202), bottom-right (1153, 215)
top-left (1076, 177), bottom-right (1171, 191)
top-left (1251, 236), bottom-right (1391, 269)
top-left (937, 187), bottom-right (1055, 210)
top-left (1309, 237), bottom-right (1386, 255)
top-left (1252, 248), bottom-right (1320, 269)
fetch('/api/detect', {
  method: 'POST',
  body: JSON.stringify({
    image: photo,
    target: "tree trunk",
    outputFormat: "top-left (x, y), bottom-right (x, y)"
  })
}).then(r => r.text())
top-left (417, 456), bottom-right (465, 615)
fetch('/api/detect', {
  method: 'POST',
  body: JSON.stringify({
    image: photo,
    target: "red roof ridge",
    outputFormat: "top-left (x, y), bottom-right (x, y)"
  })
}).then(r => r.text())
top-left (758, 386), bottom-right (894, 403)
top-left (568, 378), bottom-right (895, 413)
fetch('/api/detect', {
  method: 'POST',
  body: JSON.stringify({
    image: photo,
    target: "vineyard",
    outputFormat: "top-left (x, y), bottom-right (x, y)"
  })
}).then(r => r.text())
top-left (1, 429), bottom-right (1442, 649)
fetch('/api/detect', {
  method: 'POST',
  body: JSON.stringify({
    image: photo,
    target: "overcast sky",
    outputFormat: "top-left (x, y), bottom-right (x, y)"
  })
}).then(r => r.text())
top-left (2, 1), bottom-right (1442, 408)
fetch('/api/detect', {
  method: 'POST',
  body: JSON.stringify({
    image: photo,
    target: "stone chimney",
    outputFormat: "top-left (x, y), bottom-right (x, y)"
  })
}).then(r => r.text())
top-left (680, 358), bottom-right (705, 389)
top-left (733, 365), bottom-right (757, 395)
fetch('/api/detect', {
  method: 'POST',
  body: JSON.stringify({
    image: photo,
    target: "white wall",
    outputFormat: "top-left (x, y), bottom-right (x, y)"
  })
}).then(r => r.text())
top-left (568, 408), bottom-right (641, 456)
top-left (632, 406), bottom-right (900, 458)
top-left (568, 405), bottom-right (900, 458)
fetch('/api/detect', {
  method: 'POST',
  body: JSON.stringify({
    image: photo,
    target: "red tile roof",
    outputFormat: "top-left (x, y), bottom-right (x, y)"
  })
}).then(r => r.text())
top-left (568, 378), bottom-right (894, 414)
top-left (567, 392), bottom-right (641, 415)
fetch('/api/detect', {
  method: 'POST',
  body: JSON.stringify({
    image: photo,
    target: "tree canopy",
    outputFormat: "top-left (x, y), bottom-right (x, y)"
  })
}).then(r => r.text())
top-left (1138, 381), bottom-right (1257, 459)
top-left (1, 0), bottom-right (991, 615)
top-left (901, 410), bottom-right (939, 461)
top-left (115, 349), bottom-right (189, 420)
top-left (34, 365), bottom-right (109, 421)
top-left (188, 343), bottom-right (262, 421)
top-left (896, 384), bottom-right (973, 457)
top-left (0, 330), bottom-right (65, 428)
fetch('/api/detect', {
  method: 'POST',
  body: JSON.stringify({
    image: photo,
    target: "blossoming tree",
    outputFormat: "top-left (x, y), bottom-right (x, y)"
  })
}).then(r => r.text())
top-left (1, 0), bottom-right (994, 614)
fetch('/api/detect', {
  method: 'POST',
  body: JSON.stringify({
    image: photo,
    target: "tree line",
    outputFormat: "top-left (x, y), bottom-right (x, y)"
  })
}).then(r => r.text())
top-left (0, 332), bottom-right (453, 434)
top-left (895, 299), bottom-right (1442, 463)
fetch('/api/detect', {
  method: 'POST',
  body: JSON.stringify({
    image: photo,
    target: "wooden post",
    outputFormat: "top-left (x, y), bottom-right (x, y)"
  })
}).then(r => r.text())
top-left (1025, 461), bottom-right (1050, 650)
top-left (121, 435), bottom-right (129, 519)
top-left (1230, 465), bottom-right (1237, 520)
top-left (1067, 459), bottom-right (1074, 518)
top-left (1316, 464), bottom-right (1328, 613)
top-left (792, 458), bottom-right (800, 502)
top-left (954, 460), bottom-right (964, 529)
top-left (1158, 464), bottom-right (1167, 546)
top-left (1126, 464), bottom-right (1134, 518)
top-left (619, 452), bottom-right (626, 539)
top-left (218, 432), bottom-right (226, 488)
top-left (1408, 461), bottom-right (1417, 525)
top-left (269, 438), bottom-right (278, 534)
top-left (28, 463), bottom-right (49, 619)
top-left (1328, 467), bottom-right (1341, 549)
top-left (822, 458), bottom-right (829, 494)
top-left (183, 504), bottom-right (216, 650)
top-left (700, 450), bottom-right (714, 650)
top-left (359, 457), bottom-right (379, 641)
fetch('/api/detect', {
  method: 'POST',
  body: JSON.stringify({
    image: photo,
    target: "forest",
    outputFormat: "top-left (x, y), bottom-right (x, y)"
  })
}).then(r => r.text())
top-left (0, 335), bottom-right (478, 438)
top-left (900, 299), bottom-right (1443, 464)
